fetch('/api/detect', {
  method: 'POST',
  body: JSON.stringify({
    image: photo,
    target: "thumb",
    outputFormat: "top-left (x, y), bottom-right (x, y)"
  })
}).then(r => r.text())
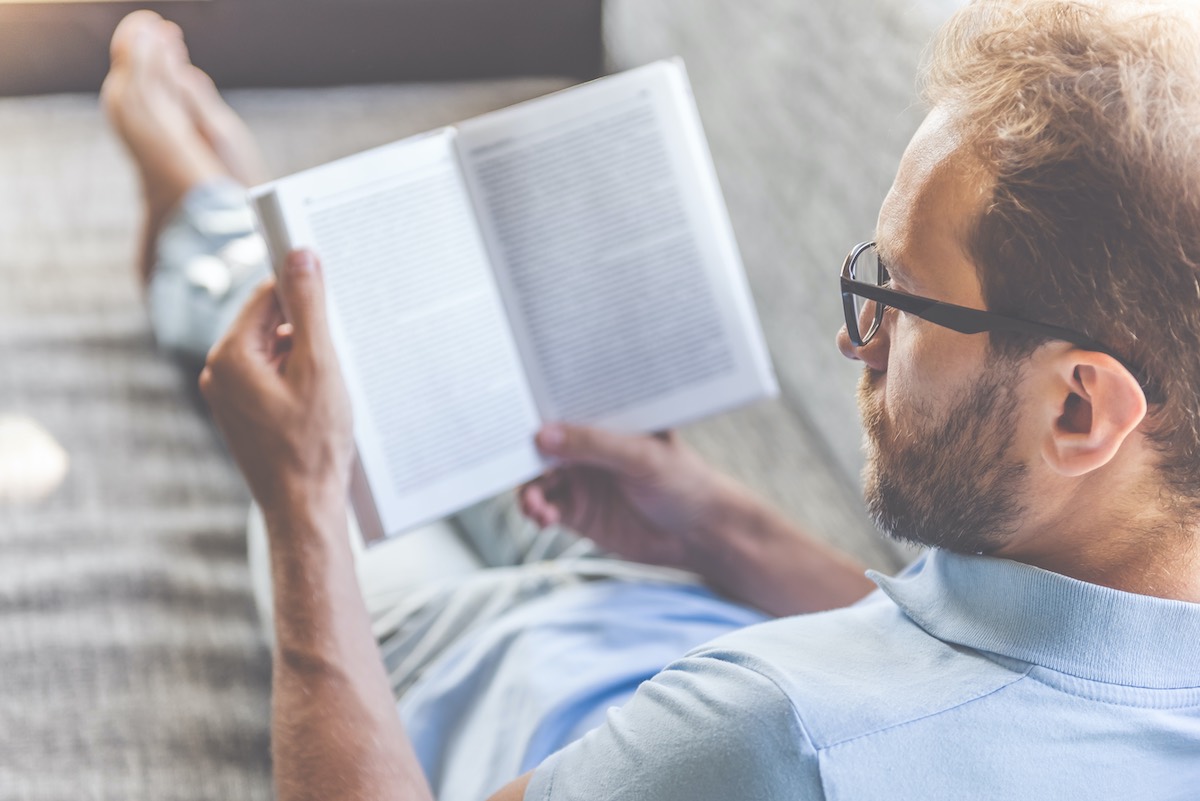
top-left (535, 423), bottom-right (659, 475)
top-left (276, 249), bottom-right (333, 360)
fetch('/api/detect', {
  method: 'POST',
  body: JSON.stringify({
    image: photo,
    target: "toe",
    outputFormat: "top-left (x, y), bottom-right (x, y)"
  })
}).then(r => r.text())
top-left (161, 20), bottom-right (191, 65)
top-left (109, 10), bottom-right (166, 64)
top-left (179, 65), bottom-right (222, 108)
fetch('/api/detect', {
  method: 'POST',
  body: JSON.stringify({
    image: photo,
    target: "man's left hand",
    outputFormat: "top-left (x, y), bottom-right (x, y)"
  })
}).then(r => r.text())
top-left (199, 249), bottom-right (354, 515)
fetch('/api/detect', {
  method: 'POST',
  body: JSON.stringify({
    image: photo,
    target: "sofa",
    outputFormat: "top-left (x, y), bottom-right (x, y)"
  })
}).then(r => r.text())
top-left (0, 0), bottom-right (944, 796)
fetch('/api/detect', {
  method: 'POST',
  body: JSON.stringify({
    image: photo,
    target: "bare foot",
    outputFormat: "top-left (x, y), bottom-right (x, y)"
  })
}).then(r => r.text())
top-left (177, 65), bottom-right (267, 187)
top-left (102, 11), bottom-right (246, 284)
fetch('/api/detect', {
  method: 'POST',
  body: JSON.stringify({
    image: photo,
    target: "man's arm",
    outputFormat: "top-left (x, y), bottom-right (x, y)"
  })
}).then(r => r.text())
top-left (263, 488), bottom-right (432, 801)
top-left (200, 250), bottom-right (437, 801)
top-left (268, 483), bottom-right (536, 801)
top-left (521, 425), bottom-right (875, 617)
top-left (685, 479), bottom-right (877, 616)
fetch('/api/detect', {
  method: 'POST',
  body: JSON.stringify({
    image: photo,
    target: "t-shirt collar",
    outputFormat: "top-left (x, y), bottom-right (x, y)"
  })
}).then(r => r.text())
top-left (870, 549), bottom-right (1200, 688)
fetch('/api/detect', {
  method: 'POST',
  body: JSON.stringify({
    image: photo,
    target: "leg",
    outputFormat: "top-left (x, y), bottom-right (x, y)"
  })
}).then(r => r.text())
top-left (102, 11), bottom-right (265, 283)
top-left (102, 11), bottom-right (267, 272)
top-left (102, 11), bottom-right (475, 639)
top-left (103, 11), bottom-right (270, 360)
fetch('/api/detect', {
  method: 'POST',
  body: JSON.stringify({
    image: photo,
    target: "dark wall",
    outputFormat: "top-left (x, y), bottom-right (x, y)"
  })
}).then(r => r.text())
top-left (0, 0), bottom-right (604, 96)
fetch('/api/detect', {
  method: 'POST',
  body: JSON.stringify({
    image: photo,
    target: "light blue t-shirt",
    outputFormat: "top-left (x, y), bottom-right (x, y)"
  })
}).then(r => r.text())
top-left (528, 550), bottom-right (1200, 800)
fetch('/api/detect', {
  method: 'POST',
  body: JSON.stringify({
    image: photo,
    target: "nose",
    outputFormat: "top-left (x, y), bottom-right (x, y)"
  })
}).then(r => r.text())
top-left (836, 325), bottom-right (857, 360)
top-left (836, 323), bottom-right (889, 372)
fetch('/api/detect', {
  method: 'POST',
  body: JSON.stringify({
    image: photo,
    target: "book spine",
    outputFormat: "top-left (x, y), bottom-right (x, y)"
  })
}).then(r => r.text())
top-left (250, 189), bottom-right (291, 277)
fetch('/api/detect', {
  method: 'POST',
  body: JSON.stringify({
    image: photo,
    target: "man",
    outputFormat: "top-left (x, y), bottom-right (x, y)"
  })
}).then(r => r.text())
top-left (104, 0), bottom-right (1200, 799)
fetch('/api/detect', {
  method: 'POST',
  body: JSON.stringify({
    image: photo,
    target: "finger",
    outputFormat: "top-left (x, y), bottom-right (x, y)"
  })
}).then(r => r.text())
top-left (201, 280), bottom-right (288, 403)
top-left (272, 325), bottom-right (295, 355)
top-left (242, 279), bottom-right (283, 338)
top-left (517, 482), bottom-right (535, 515)
top-left (541, 469), bottom-right (571, 504)
top-left (565, 469), bottom-right (605, 533)
top-left (523, 467), bottom-right (569, 505)
top-left (211, 279), bottom-right (283, 362)
top-left (275, 249), bottom-right (333, 365)
top-left (198, 364), bottom-right (214, 400)
top-left (519, 482), bottom-right (560, 528)
top-left (534, 423), bottom-right (657, 475)
top-left (269, 330), bottom-right (294, 370)
top-left (544, 468), bottom-right (587, 529)
top-left (256, 293), bottom-right (287, 355)
top-left (521, 470), bottom-right (571, 519)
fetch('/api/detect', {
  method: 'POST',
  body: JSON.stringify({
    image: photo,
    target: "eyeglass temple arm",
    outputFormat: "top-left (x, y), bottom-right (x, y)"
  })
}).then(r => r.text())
top-left (919, 303), bottom-right (1113, 352)
top-left (841, 275), bottom-right (1159, 402)
top-left (843, 278), bottom-right (1111, 352)
top-left (922, 300), bottom-right (1158, 400)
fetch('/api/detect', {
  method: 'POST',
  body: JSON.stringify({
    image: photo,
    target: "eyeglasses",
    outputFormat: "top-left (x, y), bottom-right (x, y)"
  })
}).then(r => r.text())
top-left (840, 241), bottom-right (1158, 399)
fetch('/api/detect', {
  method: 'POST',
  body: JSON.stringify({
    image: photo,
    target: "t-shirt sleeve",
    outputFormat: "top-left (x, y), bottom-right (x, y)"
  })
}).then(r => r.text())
top-left (523, 653), bottom-right (823, 801)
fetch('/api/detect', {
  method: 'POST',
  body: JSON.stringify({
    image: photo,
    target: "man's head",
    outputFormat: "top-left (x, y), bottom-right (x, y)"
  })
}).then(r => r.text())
top-left (840, 0), bottom-right (1200, 568)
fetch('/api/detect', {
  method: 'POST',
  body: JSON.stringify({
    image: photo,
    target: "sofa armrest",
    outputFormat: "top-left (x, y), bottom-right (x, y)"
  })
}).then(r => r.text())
top-left (0, 0), bottom-right (603, 96)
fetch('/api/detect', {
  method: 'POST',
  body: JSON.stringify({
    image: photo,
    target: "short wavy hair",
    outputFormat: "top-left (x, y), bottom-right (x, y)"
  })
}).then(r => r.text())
top-left (923, 0), bottom-right (1200, 507)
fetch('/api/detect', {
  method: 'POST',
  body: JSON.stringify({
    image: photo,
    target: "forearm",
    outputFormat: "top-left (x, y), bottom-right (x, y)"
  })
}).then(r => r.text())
top-left (688, 479), bottom-right (876, 617)
top-left (264, 487), bottom-right (433, 801)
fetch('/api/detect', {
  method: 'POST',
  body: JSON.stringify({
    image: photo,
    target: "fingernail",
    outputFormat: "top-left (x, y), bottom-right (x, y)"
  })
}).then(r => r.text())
top-left (538, 424), bottom-right (565, 452)
top-left (287, 250), bottom-right (315, 275)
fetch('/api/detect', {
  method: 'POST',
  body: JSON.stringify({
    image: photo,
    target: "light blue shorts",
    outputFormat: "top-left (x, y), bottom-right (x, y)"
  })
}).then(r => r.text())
top-left (148, 179), bottom-right (271, 362)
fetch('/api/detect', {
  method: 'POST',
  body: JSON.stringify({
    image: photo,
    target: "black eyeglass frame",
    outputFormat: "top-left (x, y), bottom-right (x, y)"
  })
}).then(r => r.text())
top-left (840, 241), bottom-right (1157, 399)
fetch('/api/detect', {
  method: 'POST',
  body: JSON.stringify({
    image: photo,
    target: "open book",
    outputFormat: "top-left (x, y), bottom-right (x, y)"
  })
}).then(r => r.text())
top-left (251, 59), bottom-right (778, 545)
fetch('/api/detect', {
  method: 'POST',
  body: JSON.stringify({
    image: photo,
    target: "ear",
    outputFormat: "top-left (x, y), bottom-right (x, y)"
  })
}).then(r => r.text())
top-left (1040, 350), bottom-right (1148, 477)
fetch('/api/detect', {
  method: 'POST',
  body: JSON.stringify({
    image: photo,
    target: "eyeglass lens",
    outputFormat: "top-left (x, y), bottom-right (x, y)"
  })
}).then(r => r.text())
top-left (851, 244), bottom-right (883, 343)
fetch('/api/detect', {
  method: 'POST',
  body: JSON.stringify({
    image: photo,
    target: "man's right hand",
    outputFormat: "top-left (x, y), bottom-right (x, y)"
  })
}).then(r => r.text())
top-left (199, 250), bottom-right (357, 533)
top-left (520, 424), bottom-right (743, 571)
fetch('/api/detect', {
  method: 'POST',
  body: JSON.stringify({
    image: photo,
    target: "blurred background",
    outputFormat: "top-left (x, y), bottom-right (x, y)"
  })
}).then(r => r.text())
top-left (0, 0), bottom-right (956, 797)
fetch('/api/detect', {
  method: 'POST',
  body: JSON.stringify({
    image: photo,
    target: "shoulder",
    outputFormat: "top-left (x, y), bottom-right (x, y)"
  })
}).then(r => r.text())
top-left (526, 645), bottom-right (823, 800)
top-left (526, 589), bottom-right (1029, 801)
top-left (691, 589), bottom-right (1029, 749)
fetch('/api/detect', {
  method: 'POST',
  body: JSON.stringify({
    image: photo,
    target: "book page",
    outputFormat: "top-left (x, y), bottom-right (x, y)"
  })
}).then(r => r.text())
top-left (252, 131), bottom-right (544, 540)
top-left (456, 61), bottom-right (777, 433)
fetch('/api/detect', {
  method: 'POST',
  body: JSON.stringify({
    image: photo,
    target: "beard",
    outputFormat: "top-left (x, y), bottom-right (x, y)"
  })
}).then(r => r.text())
top-left (858, 357), bottom-right (1028, 554)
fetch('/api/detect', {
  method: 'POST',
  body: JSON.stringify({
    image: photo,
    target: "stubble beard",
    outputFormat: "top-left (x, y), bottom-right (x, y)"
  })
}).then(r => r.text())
top-left (858, 358), bottom-right (1029, 555)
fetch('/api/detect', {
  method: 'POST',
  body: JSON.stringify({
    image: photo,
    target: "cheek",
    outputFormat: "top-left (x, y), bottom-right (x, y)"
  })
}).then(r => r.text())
top-left (884, 319), bottom-right (986, 427)
top-left (880, 319), bottom-right (927, 418)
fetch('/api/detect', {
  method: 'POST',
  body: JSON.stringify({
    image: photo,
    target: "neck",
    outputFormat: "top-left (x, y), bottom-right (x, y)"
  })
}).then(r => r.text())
top-left (997, 499), bottom-right (1200, 603)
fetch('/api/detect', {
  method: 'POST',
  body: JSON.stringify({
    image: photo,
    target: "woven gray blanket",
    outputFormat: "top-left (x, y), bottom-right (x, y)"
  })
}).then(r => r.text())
top-left (0, 92), bottom-right (269, 797)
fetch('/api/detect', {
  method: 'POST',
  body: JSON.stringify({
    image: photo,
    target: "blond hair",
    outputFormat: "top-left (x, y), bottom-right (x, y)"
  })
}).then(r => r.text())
top-left (923, 0), bottom-right (1200, 506)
